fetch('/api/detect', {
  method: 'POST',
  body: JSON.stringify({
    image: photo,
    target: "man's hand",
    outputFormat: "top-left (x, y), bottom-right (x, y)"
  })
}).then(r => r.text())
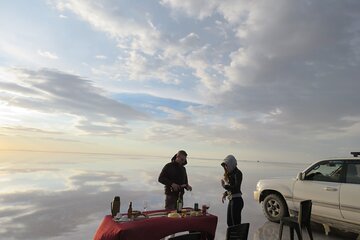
top-left (181, 184), bottom-right (192, 191)
top-left (171, 183), bottom-right (181, 191)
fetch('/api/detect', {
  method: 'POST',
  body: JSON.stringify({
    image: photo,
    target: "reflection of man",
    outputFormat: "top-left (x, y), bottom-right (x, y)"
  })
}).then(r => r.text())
top-left (253, 221), bottom-right (280, 240)
top-left (158, 150), bottom-right (192, 210)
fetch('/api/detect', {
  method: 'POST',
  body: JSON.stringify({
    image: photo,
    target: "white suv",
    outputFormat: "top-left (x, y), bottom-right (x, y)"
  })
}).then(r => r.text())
top-left (254, 152), bottom-right (360, 235)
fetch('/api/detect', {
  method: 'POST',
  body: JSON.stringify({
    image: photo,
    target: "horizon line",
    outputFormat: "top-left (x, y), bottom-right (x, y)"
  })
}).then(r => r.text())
top-left (0, 148), bottom-right (223, 161)
top-left (0, 148), bottom-right (311, 164)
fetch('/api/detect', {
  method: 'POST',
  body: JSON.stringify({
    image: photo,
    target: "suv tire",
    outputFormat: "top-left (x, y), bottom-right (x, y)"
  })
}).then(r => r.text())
top-left (262, 194), bottom-right (288, 222)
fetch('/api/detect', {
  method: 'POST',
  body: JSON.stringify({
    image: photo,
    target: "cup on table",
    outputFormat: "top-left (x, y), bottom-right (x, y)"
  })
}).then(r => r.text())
top-left (194, 203), bottom-right (199, 211)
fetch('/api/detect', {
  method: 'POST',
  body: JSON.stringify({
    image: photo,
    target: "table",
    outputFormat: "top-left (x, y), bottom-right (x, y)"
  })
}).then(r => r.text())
top-left (93, 209), bottom-right (218, 240)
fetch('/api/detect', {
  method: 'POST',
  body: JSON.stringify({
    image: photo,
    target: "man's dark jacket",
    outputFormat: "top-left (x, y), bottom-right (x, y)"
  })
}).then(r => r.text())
top-left (158, 158), bottom-right (188, 196)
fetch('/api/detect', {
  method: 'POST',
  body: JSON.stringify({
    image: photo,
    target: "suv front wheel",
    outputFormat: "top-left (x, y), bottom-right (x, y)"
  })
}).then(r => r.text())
top-left (262, 194), bottom-right (288, 222)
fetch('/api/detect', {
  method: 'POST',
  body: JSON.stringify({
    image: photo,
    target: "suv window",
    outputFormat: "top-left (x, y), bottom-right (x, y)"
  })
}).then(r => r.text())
top-left (304, 161), bottom-right (343, 182)
top-left (346, 162), bottom-right (360, 184)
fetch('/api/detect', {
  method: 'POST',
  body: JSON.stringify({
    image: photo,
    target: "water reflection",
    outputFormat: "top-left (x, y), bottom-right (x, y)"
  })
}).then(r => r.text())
top-left (253, 221), bottom-right (358, 240)
top-left (0, 151), bottom-right (359, 240)
top-left (253, 221), bottom-right (280, 240)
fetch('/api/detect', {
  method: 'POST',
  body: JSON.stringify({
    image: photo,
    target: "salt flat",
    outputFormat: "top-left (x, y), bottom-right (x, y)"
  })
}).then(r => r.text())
top-left (0, 151), bottom-right (358, 239)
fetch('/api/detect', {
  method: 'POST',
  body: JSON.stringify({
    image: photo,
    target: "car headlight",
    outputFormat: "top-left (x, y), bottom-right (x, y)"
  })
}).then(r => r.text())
top-left (256, 181), bottom-right (261, 191)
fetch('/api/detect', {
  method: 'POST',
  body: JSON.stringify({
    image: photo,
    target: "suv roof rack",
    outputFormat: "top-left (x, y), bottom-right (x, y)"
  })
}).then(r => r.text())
top-left (351, 152), bottom-right (360, 157)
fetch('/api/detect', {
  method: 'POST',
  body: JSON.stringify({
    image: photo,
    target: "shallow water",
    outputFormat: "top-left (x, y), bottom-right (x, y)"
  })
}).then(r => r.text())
top-left (0, 151), bottom-right (358, 239)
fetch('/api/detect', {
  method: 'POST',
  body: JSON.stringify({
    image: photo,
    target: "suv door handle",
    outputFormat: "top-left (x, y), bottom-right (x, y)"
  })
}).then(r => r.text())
top-left (324, 187), bottom-right (338, 191)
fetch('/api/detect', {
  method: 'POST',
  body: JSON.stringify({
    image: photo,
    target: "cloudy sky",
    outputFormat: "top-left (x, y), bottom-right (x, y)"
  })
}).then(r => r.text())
top-left (1, 0), bottom-right (360, 161)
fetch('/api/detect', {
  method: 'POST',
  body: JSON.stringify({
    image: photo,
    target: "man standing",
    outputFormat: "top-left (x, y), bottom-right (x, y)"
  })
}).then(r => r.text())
top-left (158, 150), bottom-right (192, 210)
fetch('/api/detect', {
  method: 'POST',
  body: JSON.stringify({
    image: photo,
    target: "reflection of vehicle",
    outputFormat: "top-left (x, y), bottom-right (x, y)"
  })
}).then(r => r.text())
top-left (254, 152), bottom-right (360, 235)
top-left (253, 221), bottom-right (359, 240)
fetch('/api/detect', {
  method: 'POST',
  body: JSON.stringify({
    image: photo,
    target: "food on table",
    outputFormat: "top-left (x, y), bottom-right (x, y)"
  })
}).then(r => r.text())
top-left (190, 211), bottom-right (201, 217)
top-left (167, 212), bottom-right (181, 218)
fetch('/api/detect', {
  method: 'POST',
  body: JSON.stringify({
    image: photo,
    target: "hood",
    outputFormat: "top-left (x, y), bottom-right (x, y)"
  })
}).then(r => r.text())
top-left (222, 155), bottom-right (237, 172)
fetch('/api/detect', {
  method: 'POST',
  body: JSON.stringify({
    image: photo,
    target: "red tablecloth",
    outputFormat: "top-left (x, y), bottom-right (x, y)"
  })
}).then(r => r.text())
top-left (93, 209), bottom-right (218, 240)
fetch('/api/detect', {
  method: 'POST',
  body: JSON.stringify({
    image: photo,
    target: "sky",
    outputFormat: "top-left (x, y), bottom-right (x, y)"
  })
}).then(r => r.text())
top-left (1, 0), bottom-right (360, 162)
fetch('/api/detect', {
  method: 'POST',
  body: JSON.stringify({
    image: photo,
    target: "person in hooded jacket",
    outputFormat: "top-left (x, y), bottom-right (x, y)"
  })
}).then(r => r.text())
top-left (221, 154), bottom-right (244, 226)
top-left (158, 150), bottom-right (192, 210)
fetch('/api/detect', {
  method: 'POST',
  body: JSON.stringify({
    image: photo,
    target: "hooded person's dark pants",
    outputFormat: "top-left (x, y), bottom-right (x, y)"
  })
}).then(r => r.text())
top-left (227, 197), bottom-right (244, 226)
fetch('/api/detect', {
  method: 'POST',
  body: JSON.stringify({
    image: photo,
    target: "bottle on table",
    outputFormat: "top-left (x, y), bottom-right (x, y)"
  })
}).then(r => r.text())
top-left (127, 201), bottom-right (133, 218)
top-left (111, 196), bottom-right (121, 217)
top-left (194, 203), bottom-right (199, 211)
top-left (176, 192), bottom-right (183, 213)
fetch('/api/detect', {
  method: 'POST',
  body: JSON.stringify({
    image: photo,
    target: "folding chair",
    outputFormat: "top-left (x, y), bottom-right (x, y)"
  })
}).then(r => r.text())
top-left (279, 200), bottom-right (313, 240)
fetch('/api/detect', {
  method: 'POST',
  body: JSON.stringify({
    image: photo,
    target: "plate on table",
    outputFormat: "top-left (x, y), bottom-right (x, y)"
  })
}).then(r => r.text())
top-left (134, 214), bottom-right (147, 220)
top-left (146, 211), bottom-right (168, 218)
top-left (114, 215), bottom-right (131, 222)
top-left (114, 211), bottom-right (148, 222)
top-left (132, 210), bottom-right (142, 217)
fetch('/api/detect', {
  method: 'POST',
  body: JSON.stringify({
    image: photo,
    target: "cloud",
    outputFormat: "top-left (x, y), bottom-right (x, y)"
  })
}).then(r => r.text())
top-left (1, 126), bottom-right (62, 135)
top-left (160, 0), bottom-right (218, 20)
top-left (157, 0), bottom-right (360, 113)
top-left (137, 0), bottom-right (360, 150)
top-left (216, 1), bottom-right (360, 134)
top-left (145, 123), bottom-right (190, 141)
top-left (49, 0), bottom-right (231, 93)
top-left (0, 168), bottom-right (60, 175)
top-left (37, 50), bottom-right (59, 60)
top-left (95, 55), bottom-right (107, 60)
top-left (51, 0), bottom-right (161, 54)
top-left (0, 68), bottom-right (146, 135)
top-left (75, 119), bottom-right (131, 136)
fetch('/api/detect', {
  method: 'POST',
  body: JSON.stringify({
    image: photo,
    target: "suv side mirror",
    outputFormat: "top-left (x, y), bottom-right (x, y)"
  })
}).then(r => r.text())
top-left (297, 172), bottom-right (304, 181)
